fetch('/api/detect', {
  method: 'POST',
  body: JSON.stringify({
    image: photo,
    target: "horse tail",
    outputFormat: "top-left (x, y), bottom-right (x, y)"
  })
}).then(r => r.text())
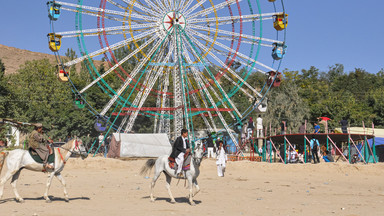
top-left (140, 159), bottom-right (156, 176)
top-left (0, 151), bottom-right (9, 175)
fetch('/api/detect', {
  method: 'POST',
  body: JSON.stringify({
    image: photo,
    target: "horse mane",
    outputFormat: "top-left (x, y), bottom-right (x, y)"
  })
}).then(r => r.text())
top-left (60, 139), bottom-right (75, 150)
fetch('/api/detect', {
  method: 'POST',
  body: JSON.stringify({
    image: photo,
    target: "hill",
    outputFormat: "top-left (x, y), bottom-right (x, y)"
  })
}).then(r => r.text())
top-left (0, 44), bottom-right (106, 75)
top-left (0, 44), bottom-right (58, 75)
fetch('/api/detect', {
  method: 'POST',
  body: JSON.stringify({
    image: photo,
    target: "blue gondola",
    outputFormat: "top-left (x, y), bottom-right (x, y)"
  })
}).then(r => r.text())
top-left (94, 116), bottom-right (108, 132)
top-left (272, 43), bottom-right (287, 60)
top-left (47, 1), bottom-right (61, 21)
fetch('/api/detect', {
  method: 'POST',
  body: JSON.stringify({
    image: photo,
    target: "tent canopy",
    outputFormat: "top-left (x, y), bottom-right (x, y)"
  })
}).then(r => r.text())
top-left (110, 133), bottom-right (172, 158)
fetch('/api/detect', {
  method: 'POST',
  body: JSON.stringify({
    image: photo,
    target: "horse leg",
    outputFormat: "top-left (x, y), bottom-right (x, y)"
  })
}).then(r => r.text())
top-left (0, 170), bottom-right (13, 199)
top-left (192, 179), bottom-right (200, 197)
top-left (150, 170), bottom-right (161, 202)
top-left (43, 173), bottom-right (55, 203)
top-left (188, 177), bottom-right (195, 206)
top-left (164, 173), bottom-right (175, 203)
top-left (10, 169), bottom-right (24, 203)
top-left (0, 167), bottom-right (20, 200)
top-left (55, 173), bottom-right (69, 202)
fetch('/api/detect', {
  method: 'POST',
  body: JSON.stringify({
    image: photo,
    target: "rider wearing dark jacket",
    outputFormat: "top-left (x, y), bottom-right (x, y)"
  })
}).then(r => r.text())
top-left (170, 129), bottom-right (190, 159)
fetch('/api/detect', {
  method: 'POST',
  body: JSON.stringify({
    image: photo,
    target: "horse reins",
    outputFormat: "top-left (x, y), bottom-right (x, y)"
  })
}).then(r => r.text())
top-left (57, 139), bottom-right (83, 164)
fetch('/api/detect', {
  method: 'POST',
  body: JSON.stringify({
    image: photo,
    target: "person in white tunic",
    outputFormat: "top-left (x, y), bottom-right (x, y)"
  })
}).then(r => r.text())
top-left (216, 140), bottom-right (228, 177)
top-left (256, 115), bottom-right (263, 138)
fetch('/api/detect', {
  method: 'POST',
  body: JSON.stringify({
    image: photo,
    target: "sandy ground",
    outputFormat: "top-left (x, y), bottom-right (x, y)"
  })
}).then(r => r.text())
top-left (1, 156), bottom-right (383, 216)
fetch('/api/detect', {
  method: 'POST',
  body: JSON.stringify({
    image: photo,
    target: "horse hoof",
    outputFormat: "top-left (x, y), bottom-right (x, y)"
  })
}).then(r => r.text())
top-left (170, 199), bottom-right (176, 204)
top-left (46, 199), bottom-right (52, 203)
top-left (65, 198), bottom-right (69, 203)
top-left (17, 199), bottom-right (25, 203)
top-left (190, 202), bottom-right (196, 206)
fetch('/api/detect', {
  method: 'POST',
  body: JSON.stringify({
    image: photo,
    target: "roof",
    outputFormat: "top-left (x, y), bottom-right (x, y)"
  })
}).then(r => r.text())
top-left (267, 133), bottom-right (374, 145)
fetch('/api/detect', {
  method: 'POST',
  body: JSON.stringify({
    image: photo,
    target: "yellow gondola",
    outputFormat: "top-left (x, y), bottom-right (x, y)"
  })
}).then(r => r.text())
top-left (273, 14), bottom-right (288, 31)
top-left (48, 33), bottom-right (62, 52)
top-left (58, 69), bottom-right (70, 82)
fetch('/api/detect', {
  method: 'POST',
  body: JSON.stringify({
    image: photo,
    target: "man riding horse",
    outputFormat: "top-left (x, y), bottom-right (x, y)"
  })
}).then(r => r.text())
top-left (29, 123), bottom-right (54, 170)
top-left (170, 128), bottom-right (190, 178)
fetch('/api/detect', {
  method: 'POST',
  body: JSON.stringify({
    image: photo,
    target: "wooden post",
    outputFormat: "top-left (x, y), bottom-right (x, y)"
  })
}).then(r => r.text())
top-left (304, 135), bottom-right (307, 163)
top-left (283, 135), bottom-right (287, 164)
top-left (348, 134), bottom-right (351, 164)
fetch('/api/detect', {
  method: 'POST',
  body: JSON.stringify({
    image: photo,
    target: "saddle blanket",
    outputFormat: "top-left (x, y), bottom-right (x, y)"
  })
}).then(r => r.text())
top-left (28, 148), bottom-right (55, 164)
top-left (168, 153), bottom-right (191, 171)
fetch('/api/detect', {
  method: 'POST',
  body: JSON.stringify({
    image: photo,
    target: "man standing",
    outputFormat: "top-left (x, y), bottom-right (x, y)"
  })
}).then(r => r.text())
top-left (340, 119), bottom-right (348, 134)
top-left (98, 133), bottom-right (104, 150)
top-left (310, 136), bottom-right (320, 164)
top-left (256, 115), bottom-right (263, 138)
top-left (299, 122), bottom-right (306, 134)
top-left (247, 117), bottom-right (255, 138)
top-left (280, 120), bottom-right (286, 135)
top-left (313, 122), bottom-right (320, 134)
top-left (206, 134), bottom-right (215, 158)
top-left (170, 129), bottom-right (190, 177)
top-left (215, 137), bottom-right (221, 149)
top-left (29, 123), bottom-right (53, 169)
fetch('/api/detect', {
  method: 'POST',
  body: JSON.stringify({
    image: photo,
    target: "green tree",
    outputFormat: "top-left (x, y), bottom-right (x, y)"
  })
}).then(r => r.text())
top-left (0, 58), bottom-right (10, 117)
top-left (264, 82), bottom-right (311, 134)
top-left (6, 59), bottom-right (95, 140)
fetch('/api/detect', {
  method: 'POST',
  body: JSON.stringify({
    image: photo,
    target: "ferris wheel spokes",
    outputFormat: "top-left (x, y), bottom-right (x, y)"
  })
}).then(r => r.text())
top-left (185, 77), bottom-right (215, 133)
top-left (181, 32), bottom-right (242, 119)
top-left (189, 24), bottom-right (284, 46)
top-left (189, 28), bottom-right (276, 72)
top-left (188, 12), bottom-right (283, 25)
top-left (140, 0), bottom-right (164, 14)
top-left (180, 47), bottom-right (219, 132)
top-left (179, 0), bottom-right (194, 14)
top-left (99, 36), bottom-right (165, 116)
top-left (61, 7), bottom-right (143, 24)
top-left (56, 23), bottom-right (157, 38)
top-left (78, 34), bottom-right (159, 94)
top-left (183, 0), bottom-right (207, 16)
top-left (180, 42), bottom-right (241, 151)
top-left (57, 1), bottom-right (158, 22)
top-left (185, 30), bottom-right (264, 98)
top-left (123, 41), bottom-right (174, 132)
top-left (64, 28), bottom-right (158, 67)
top-left (157, 69), bottom-right (171, 134)
top-left (122, 0), bottom-right (162, 17)
top-left (187, 0), bottom-right (240, 20)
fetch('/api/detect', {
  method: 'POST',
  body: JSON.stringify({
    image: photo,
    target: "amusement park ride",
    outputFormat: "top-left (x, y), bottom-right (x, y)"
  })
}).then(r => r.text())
top-left (46, 0), bottom-right (288, 154)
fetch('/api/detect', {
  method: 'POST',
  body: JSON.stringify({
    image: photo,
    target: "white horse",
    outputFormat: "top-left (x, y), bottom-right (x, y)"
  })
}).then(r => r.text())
top-left (140, 145), bottom-right (204, 205)
top-left (0, 138), bottom-right (88, 203)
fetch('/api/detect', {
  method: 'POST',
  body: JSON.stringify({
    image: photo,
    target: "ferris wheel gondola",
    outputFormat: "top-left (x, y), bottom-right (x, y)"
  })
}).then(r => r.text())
top-left (47, 0), bottom-right (288, 154)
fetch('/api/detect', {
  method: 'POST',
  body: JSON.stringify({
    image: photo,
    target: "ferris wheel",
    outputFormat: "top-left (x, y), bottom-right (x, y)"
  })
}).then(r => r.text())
top-left (46, 0), bottom-right (287, 151)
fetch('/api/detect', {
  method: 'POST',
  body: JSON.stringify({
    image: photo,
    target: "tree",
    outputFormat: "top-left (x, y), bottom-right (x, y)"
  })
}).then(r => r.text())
top-left (264, 82), bottom-right (311, 134)
top-left (0, 58), bottom-right (10, 117)
top-left (6, 59), bottom-right (95, 140)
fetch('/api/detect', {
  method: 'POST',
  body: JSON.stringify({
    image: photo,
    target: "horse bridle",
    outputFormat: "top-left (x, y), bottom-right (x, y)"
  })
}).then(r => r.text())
top-left (57, 139), bottom-right (87, 158)
top-left (193, 146), bottom-right (203, 164)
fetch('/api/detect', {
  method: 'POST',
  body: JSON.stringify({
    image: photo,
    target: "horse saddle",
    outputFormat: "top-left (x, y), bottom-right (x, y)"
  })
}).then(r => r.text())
top-left (28, 148), bottom-right (55, 164)
top-left (168, 153), bottom-right (191, 171)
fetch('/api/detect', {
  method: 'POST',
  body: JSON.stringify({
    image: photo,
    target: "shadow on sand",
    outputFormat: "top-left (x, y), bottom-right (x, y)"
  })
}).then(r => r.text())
top-left (142, 196), bottom-right (202, 205)
top-left (0, 196), bottom-right (90, 204)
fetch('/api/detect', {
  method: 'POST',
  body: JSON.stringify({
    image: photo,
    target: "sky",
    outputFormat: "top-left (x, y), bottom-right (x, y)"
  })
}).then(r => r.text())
top-left (0, 1), bottom-right (383, 74)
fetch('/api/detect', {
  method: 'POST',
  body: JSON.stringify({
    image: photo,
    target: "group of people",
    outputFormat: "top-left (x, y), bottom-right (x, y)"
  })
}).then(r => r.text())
top-left (244, 115), bottom-right (264, 139)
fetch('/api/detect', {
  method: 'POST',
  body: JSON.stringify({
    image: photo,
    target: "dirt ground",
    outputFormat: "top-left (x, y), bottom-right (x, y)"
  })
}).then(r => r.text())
top-left (0, 157), bottom-right (383, 216)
